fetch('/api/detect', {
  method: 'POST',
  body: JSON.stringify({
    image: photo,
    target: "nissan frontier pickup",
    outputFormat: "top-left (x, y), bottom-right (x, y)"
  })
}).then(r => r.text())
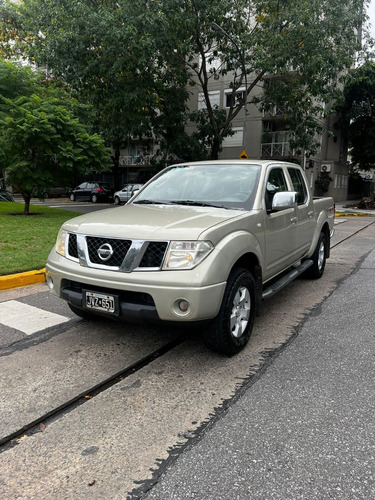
top-left (46, 160), bottom-right (335, 355)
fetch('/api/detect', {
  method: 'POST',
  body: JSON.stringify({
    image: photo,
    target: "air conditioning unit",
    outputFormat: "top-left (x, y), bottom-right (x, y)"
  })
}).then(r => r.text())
top-left (320, 164), bottom-right (331, 173)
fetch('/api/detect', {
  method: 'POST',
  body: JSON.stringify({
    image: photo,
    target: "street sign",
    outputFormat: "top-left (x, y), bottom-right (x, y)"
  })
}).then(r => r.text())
top-left (239, 150), bottom-right (248, 160)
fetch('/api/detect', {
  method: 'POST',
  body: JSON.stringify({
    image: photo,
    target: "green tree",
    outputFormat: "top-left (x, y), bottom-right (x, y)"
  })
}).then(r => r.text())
top-left (339, 61), bottom-right (375, 171)
top-left (0, 0), bottom-right (189, 182)
top-left (0, 59), bottom-right (110, 214)
top-left (161, 0), bottom-right (365, 158)
top-left (0, 0), bottom-right (366, 161)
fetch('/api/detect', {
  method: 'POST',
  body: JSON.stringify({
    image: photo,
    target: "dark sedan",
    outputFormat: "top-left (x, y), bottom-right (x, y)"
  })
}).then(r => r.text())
top-left (68, 182), bottom-right (114, 203)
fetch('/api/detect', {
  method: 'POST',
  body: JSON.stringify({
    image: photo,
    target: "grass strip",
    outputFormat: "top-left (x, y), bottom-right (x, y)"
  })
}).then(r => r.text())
top-left (0, 202), bottom-right (80, 276)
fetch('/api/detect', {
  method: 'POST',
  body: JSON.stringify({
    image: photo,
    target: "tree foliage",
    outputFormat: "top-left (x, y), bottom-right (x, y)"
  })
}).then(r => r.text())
top-left (0, 0), bottom-right (190, 179)
top-left (0, 0), bottom-right (368, 162)
top-left (339, 61), bottom-right (375, 171)
top-left (0, 59), bottom-right (110, 214)
top-left (161, 0), bottom-right (366, 158)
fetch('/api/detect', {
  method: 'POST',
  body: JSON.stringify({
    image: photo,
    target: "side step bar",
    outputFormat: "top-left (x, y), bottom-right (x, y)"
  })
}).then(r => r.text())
top-left (262, 259), bottom-right (313, 301)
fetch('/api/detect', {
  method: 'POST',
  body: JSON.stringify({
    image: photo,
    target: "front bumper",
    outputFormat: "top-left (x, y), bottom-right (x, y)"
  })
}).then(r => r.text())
top-left (46, 250), bottom-right (227, 322)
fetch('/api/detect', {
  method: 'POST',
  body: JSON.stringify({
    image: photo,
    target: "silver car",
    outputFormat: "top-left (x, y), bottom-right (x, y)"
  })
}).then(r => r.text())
top-left (113, 184), bottom-right (143, 205)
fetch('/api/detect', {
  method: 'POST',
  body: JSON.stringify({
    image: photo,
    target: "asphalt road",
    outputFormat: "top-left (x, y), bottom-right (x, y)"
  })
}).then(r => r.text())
top-left (0, 216), bottom-right (374, 499)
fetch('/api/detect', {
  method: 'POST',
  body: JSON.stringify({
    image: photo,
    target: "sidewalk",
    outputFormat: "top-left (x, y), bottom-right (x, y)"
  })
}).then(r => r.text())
top-left (145, 248), bottom-right (375, 499)
top-left (335, 199), bottom-right (375, 216)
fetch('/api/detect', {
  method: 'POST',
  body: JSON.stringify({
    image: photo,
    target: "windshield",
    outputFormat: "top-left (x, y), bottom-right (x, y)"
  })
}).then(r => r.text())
top-left (133, 163), bottom-right (261, 211)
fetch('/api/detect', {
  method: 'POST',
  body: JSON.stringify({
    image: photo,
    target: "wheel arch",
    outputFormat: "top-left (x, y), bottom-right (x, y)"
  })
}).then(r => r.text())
top-left (321, 221), bottom-right (331, 258)
top-left (231, 252), bottom-right (262, 314)
top-left (306, 219), bottom-right (331, 260)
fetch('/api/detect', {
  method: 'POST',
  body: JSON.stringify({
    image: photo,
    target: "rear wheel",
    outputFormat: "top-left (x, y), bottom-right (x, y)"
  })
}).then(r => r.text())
top-left (306, 232), bottom-right (327, 279)
top-left (91, 193), bottom-right (98, 203)
top-left (203, 267), bottom-right (256, 356)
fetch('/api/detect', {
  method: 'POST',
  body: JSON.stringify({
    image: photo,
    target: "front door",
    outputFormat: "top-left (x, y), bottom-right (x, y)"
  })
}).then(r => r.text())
top-left (263, 166), bottom-right (298, 281)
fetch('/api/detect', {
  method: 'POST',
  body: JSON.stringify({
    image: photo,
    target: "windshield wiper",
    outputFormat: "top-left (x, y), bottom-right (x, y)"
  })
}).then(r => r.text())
top-left (133, 199), bottom-right (174, 205)
top-left (171, 200), bottom-right (229, 209)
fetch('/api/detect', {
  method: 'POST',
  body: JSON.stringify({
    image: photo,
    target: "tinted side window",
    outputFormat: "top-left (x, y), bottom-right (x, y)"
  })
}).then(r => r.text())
top-left (265, 168), bottom-right (288, 211)
top-left (288, 168), bottom-right (308, 205)
top-left (78, 183), bottom-right (87, 189)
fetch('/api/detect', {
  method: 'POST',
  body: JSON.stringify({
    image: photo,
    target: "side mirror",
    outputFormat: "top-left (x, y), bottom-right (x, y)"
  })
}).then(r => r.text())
top-left (272, 191), bottom-right (297, 211)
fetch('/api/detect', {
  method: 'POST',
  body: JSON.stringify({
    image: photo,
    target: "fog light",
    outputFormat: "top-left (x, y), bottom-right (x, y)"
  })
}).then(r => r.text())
top-left (178, 300), bottom-right (189, 312)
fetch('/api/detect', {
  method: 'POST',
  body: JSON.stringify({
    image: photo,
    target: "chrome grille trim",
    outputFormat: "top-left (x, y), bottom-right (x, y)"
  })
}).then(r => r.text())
top-left (65, 233), bottom-right (169, 272)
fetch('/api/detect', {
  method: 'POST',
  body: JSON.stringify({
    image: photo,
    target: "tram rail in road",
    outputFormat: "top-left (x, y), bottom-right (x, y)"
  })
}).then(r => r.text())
top-left (0, 216), bottom-right (374, 498)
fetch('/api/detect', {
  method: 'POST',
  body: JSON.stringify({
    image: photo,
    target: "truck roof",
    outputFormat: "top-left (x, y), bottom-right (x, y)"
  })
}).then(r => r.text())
top-left (170, 159), bottom-right (301, 168)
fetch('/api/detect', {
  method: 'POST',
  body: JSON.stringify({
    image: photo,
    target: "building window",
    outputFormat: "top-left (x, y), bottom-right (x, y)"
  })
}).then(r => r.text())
top-left (222, 127), bottom-right (243, 147)
top-left (199, 52), bottom-right (221, 72)
top-left (224, 88), bottom-right (245, 108)
top-left (198, 90), bottom-right (220, 110)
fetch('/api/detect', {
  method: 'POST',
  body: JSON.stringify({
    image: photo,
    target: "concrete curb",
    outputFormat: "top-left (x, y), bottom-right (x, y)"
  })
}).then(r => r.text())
top-left (335, 212), bottom-right (375, 217)
top-left (0, 269), bottom-right (46, 291)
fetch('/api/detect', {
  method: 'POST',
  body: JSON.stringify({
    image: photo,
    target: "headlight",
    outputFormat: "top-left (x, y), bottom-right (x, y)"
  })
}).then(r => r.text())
top-left (163, 241), bottom-right (213, 270)
top-left (55, 228), bottom-right (67, 256)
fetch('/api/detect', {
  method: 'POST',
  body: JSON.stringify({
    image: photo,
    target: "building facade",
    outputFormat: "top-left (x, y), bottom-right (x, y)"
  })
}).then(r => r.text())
top-left (185, 68), bottom-right (350, 202)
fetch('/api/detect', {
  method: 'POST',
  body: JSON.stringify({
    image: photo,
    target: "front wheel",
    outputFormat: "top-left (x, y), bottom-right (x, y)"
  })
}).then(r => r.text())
top-left (69, 193), bottom-right (75, 201)
top-left (306, 232), bottom-right (327, 279)
top-left (203, 267), bottom-right (256, 356)
top-left (114, 196), bottom-right (121, 205)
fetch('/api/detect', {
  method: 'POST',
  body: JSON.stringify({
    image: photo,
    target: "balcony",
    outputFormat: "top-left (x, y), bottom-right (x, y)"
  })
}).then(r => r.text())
top-left (261, 142), bottom-right (295, 158)
top-left (119, 155), bottom-right (152, 166)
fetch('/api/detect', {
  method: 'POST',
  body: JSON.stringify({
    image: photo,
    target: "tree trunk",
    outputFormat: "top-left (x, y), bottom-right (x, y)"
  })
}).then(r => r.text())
top-left (210, 137), bottom-right (221, 160)
top-left (22, 194), bottom-right (31, 215)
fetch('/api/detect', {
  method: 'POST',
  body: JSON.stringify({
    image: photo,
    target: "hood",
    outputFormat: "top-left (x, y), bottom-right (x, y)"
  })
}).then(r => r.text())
top-left (62, 203), bottom-right (244, 240)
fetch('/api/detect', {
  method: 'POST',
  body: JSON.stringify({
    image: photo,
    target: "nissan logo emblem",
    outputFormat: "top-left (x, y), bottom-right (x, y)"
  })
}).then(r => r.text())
top-left (97, 243), bottom-right (114, 261)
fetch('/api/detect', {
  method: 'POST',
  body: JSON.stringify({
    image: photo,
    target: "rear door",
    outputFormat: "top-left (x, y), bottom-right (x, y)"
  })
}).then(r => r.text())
top-left (287, 167), bottom-right (315, 255)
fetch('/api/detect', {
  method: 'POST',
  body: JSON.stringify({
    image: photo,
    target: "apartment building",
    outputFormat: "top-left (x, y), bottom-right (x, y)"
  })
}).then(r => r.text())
top-left (185, 68), bottom-right (350, 202)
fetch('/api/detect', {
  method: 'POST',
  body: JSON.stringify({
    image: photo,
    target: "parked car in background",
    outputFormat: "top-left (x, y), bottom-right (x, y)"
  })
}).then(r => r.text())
top-left (68, 182), bottom-right (114, 203)
top-left (43, 186), bottom-right (70, 198)
top-left (114, 184), bottom-right (144, 205)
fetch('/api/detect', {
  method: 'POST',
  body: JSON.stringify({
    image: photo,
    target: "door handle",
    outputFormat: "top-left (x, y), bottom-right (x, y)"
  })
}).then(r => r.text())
top-left (308, 211), bottom-right (314, 218)
top-left (290, 217), bottom-right (298, 223)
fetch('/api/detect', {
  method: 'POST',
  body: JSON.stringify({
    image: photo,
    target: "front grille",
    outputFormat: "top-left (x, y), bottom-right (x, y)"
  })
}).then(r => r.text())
top-left (67, 233), bottom-right (169, 271)
top-left (139, 242), bottom-right (168, 268)
top-left (86, 237), bottom-right (132, 267)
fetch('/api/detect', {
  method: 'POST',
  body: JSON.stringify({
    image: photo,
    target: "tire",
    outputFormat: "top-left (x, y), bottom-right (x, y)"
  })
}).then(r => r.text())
top-left (69, 193), bottom-right (75, 201)
top-left (306, 232), bottom-right (327, 279)
top-left (114, 196), bottom-right (121, 205)
top-left (68, 303), bottom-right (96, 320)
top-left (203, 267), bottom-right (256, 356)
top-left (91, 193), bottom-right (98, 203)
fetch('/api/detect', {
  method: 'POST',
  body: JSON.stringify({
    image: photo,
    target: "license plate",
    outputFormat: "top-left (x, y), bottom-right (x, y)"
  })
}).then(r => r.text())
top-left (84, 291), bottom-right (117, 313)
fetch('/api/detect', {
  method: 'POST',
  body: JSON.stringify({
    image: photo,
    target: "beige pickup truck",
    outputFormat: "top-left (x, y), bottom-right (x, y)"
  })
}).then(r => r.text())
top-left (46, 160), bottom-right (335, 355)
